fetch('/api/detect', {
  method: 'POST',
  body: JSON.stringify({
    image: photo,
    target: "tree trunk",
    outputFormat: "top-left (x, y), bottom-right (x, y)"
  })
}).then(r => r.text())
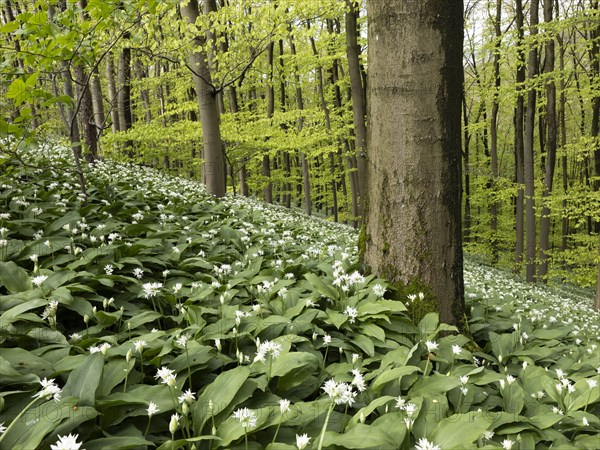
top-left (105, 53), bottom-right (120, 133)
top-left (263, 40), bottom-right (275, 204)
top-left (489, 0), bottom-right (501, 264)
top-left (462, 92), bottom-right (471, 244)
top-left (514, 0), bottom-right (526, 271)
top-left (74, 64), bottom-right (99, 162)
top-left (180, 0), bottom-right (226, 197)
top-left (538, 0), bottom-right (558, 282)
top-left (289, 32), bottom-right (311, 215)
top-left (524, 0), bottom-right (540, 282)
top-left (89, 66), bottom-right (106, 150)
top-left (345, 0), bottom-right (367, 213)
top-left (135, 59), bottom-right (152, 123)
top-left (364, 0), bottom-right (465, 328)
top-left (118, 42), bottom-right (133, 132)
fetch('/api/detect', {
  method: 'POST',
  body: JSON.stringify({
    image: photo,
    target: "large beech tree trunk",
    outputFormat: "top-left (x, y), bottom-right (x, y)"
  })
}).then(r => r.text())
top-left (364, 0), bottom-right (465, 328)
top-left (180, 0), bottom-right (225, 197)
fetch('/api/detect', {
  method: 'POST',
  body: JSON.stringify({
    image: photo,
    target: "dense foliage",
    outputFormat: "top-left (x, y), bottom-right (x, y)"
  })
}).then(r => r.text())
top-left (0, 142), bottom-right (598, 449)
top-left (1, 0), bottom-right (598, 287)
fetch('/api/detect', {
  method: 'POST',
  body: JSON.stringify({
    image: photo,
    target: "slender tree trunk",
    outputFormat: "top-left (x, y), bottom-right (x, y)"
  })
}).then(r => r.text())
top-left (538, 0), bottom-right (557, 282)
top-left (135, 59), bottom-right (152, 123)
top-left (89, 66), bottom-right (105, 152)
top-left (118, 40), bottom-right (133, 132)
top-left (364, 0), bottom-right (465, 328)
top-left (278, 39), bottom-right (292, 208)
top-left (590, 0), bottom-right (599, 306)
top-left (345, 0), bottom-right (367, 214)
top-left (462, 92), bottom-right (471, 244)
top-left (180, 0), bottom-right (226, 197)
top-left (514, 0), bottom-right (526, 271)
top-left (262, 41), bottom-right (275, 204)
top-left (489, 0), bottom-right (502, 264)
top-left (289, 32), bottom-right (311, 215)
top-left (105, 53), bottom-right (120, 133)
top-left (524, 0), bottom-right (540, 282)
top-left (74, 65), bottom-right (99, 162)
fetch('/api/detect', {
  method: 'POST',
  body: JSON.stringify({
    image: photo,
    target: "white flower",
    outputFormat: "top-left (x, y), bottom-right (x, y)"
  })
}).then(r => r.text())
top-left (233, 407), bottom-right (257, 429)
top-left (415, 437), bottom-right (441, 450)
top-left (425, 341), bottom-right (438, 352)
top-left (169, 413), bottom-right (180, 434)
top-left (404, 402), bottom-right (418, 417)
top-left (178, 389), bottom-right (196, 405)
top-left (586, 379), bottom-right (598, 389)
top-left (296, 433), bottom-right (311, 449)
top-left (155, 366), bottom-right (176, 386)
top-left (50, 433), bottom-right (83, 450)
top-left (32, 275), bottom-right (48, 287)
top-left (459, 375), bottom-right (469, 385)
top-left (176, 334), bottom-right (189, 347)
top-left (214, 338), bottom-right (222, 351)
top-left (323, 334), bottom-right (332, 345)
top-left (253, 340), bottom-right (282, 363)
top-left (506, 375), bottom-right (516, 385)
top-left (0, 422), bottom-right (6, 434)
top-left (395, 396), bottom-right (406, 410)
top-left (173, 283), bottom-right (183, 294)
top-left (104, 264), bottom-right (114, 275)
top-left (278, 398), bottom-right (291, 414)
top-left (147, 401), bottom-right (160, 417)
top-left (502, 439), bottom-right (514, 450)
top-left (33, 377), bottom-right (62, 402)
top-left (132, 268), bottom-right (144, 279)
top-left (322, 379), bottom-right (356, 406)
top-left (483, 430), bottom-right (494, 440)
top-left (452, 345), bottom-right (462, 355)
top-left (344, 306), bottom-right (358, 323)
top-left (351, 369), bottom-right (366, 392)
top-left (583, 417), bottom-right (589, 426)
top-left (142, 282), bottom-right (163, 298)
top-left (134, 340), bottom-right (147, 354)
top-left (372, 283), bottom-right (386, 297)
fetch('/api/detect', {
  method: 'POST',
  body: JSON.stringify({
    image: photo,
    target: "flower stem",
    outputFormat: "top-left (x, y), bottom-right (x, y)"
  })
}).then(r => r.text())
top-left (144, 417), bottom-right (152, 437)
top-left (0, 397), bottom-right (40, 445)
top-left (317, 403), bottom-right (335, 450)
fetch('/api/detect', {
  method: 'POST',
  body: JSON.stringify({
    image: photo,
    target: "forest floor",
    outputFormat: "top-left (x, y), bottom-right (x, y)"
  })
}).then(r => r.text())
top-left (0, 141), bottom-right (598, 450)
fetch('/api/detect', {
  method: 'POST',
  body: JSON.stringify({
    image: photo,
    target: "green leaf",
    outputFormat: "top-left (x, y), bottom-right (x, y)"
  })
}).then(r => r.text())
top-left (372, 366), bottom-right (421, 391)
top-left (322, 424), bottom-right (396, 449)
top-left (0, 21), bottom-right (20, 33)
top-left (62, 353), bottom-right (104, 406)
top-left (408, 373), bottom-right (461, 397)
top-left (418, 312), bottom-right (439, 339)
top-left (430, 412), bottom-right (493, 448)
top-left (304, 272), bottom-right (338, 300)
top-left (83, 435), bottom-right (154, 450)
top-left (193, 365), bottom-right (250, 430)
top-left (0, 261), bottom-right (32, 293)
top-left (349, 395), bottom-right (396, 426)
top-left (270, 351), bottom-right (319, 378)
top-left (6, 78), bottom-right (27, 107)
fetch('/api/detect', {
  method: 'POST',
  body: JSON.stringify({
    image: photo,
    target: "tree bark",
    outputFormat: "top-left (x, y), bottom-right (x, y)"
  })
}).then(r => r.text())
top-left (524, 0), bottom-right (540, 282)
top-left (538, 0), bottom-right (558, 281)
top-left (345, 0), bottom-right (367, 213)
top-left (289, 31), bottom-right (311, 215)
top-left (105, 52), bottom-right (120, 134)
top-left (514, 0), bottom-right (526, 271)
top-left (364, 0), bottom-right (465, 327)
top-left (180, 0), bottom-right (226, 197)
top-left (488, 0), bottom-right (502, 264)
top-left (117, 41), bottom-right (133, 132)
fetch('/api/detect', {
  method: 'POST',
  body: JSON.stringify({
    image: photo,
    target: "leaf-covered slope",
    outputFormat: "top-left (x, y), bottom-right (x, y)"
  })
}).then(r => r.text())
top-left (0, 141), bottom-right (598, 450)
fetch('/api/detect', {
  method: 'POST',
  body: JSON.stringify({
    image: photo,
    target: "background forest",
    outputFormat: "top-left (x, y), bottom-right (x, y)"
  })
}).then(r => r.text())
top-left (0, 0), bottom-right (599, 290)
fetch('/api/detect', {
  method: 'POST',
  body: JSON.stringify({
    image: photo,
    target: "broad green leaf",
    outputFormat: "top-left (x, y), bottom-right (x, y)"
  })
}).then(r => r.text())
top-left (349, 395), bottom-right (396, 426)
top-left (418, 312), bottom-right (439, 339)
top-left (408, 373), bottom-right (461, 397)
top-left (62, 353), bottom-right (104, 406)
top-left (430, 412), bottom-right (493, 448)
top-left (83, 435), bottom-right (154, 450)
top-left (304, 273), bottom-right (338, 300)
top-left (372, 365), bottom-right (421, 391)
top-left (270, 351), bottom-right (319, 378)
top-left (322, 424), bottom-right (396, 449)
top-left (193, 365), bottom-right (250, 429)
top-left (0, 261), bottom-right (32, 293)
